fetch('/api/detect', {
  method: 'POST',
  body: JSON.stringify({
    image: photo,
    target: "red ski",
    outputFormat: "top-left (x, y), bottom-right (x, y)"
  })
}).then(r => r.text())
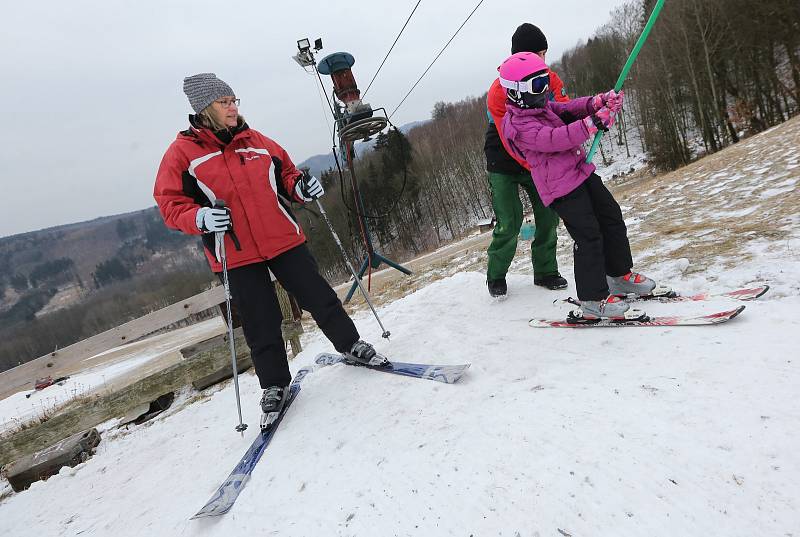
top-left (529, 306), bottom-right (746, 328)
top-left (623, 285), bottom-right (768, 303)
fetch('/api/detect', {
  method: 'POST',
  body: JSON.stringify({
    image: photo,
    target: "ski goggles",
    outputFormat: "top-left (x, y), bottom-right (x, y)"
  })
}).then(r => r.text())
top-left (499, 72), bottom-right (550, 95)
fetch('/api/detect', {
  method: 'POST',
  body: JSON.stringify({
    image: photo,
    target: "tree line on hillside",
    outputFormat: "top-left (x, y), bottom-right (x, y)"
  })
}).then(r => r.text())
top-left (0, 209), bottom-right (193, 297)
top-left (553, 0), bottom-right (800, 169)
top-left (0, 268), bottom-right (215, 373)
top-left (0, 209), bottom-right (214, 373)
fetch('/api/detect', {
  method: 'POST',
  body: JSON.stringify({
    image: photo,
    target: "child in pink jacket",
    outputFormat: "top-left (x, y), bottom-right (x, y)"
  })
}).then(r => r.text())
top-left (500, 52), bottom-right (660, 320)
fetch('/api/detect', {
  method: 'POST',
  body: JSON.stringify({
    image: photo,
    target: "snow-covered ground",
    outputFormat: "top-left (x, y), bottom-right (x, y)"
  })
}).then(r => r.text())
top-left (1, 118), bottom-right (798, 536)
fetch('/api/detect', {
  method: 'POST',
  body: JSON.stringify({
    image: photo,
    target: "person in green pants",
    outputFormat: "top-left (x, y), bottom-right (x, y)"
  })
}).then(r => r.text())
top-left (483, 23), bottom-right (568, 297)
top-left (486, 171), bottom-right (563, 295)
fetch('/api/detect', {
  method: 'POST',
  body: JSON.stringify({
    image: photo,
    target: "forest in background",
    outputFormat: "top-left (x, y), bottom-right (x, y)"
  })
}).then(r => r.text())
top-left (1, 0), bottom-right (797, 373)
top-left (0, 210), bottom-right (213, 372)
top-left (554, 0), bottom-right (800, 169)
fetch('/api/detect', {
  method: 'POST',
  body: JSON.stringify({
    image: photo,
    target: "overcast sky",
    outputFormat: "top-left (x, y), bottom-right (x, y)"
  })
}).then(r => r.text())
top-left (0, 0), bottom-right (631, 238)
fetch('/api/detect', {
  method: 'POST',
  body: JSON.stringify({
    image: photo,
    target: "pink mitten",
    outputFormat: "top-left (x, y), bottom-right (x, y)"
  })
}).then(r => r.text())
top-left (592, 90), bottom-right (624, 112)
top-left (607, 90), bottom-right (624, 113)
top-left (591, 93), bottom-right (605, 111)
top-left (582, 116), bottom-right (599, 135)
top-left (595, 106), bottom-right (616, 129)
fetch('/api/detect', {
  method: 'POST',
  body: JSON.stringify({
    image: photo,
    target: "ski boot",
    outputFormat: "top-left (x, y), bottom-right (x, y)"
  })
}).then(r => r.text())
top-left (343, 340), bottom-right (390, 368)
top-left (607, 271), bottom-right (660, 298)
top-left (568, 295), bottom-right (648, 324)
top-left (487, 278), bottom-right (507, 298)
top-left (260, 385), bottom-right (289, 431)
top-left (534, 274), bottom-right (568, 290)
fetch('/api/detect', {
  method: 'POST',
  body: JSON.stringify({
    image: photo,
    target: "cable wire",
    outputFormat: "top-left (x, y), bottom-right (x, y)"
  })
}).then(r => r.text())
top-left (362, 0), bottom-right (423, 99)
top-left (310, 71), bottom-right (334, 138)
top-left (389, 0), bottom-right (485, 119)
top-left (314, 66), bottom-right (337, 118)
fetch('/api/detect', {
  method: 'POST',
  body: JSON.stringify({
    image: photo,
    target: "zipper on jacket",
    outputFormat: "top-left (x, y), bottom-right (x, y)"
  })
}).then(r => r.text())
top-left (239, 153), bottom-right (245, 165)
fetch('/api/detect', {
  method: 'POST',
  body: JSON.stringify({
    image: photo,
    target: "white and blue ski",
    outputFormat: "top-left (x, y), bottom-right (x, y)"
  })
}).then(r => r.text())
top-left (191, 353), bottom-right (469, 519)
top-left (315, 352), bottom-right (470, 384)
top-left (190, 366), bottom-right (312, 519)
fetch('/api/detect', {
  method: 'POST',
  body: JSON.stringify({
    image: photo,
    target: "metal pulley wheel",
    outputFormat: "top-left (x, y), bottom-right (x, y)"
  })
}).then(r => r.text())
top-left (338, 116), bottom-right (389, 142)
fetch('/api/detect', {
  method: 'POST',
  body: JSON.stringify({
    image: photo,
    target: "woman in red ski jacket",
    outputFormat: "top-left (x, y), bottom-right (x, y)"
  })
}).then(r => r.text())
top-left (154, 73), bottom-right (378, 423)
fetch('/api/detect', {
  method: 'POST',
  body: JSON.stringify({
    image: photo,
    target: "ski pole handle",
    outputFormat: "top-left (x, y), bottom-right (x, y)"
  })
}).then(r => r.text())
top-left (212, 199), bottom-right (242, 251)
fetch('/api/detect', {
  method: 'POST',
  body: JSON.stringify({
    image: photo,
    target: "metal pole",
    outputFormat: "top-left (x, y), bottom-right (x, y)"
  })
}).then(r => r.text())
top-left (586, 0), bottom-right (666, 163)
top-left (214, 202), bottom-right (248, 434)
top-left (315, 199), bottom-right (391, 339)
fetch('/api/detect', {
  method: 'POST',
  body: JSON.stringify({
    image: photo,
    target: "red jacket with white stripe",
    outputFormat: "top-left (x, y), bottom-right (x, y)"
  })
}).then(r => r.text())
top-left (154, 119), bottom-right (308, 272)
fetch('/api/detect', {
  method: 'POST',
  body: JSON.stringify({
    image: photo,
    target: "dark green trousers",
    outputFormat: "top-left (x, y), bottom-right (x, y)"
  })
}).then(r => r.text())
top-left (487, 171), bottom-right (560, 280)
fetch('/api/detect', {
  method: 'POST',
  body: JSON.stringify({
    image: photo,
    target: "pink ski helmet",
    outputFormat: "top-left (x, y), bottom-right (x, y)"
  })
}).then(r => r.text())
top-left (498, 52), bottom-right (550, 108)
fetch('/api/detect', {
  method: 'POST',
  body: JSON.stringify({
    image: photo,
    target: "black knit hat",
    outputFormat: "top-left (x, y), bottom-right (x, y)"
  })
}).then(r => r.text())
top-left (511, 23), bottom-right (548, 54)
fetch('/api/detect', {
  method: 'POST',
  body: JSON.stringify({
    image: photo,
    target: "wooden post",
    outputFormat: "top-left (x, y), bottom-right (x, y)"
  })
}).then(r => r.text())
top-left (275, 284), bottom-right (303, 357)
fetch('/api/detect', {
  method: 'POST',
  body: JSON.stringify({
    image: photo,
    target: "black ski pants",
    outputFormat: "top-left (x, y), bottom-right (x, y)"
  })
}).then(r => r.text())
top-left (223, 243), bottom-right (359, 388)
top-left (549, 173), bottom-right (633, 301)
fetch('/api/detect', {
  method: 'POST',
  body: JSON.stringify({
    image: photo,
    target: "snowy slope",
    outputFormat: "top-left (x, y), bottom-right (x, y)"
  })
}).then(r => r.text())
top-left (1, 118), bottom-right (799, 536)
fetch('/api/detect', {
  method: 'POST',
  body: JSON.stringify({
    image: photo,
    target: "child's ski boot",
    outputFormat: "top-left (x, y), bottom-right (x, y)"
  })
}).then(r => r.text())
top-left (607, 271), bottom-right (659, 298)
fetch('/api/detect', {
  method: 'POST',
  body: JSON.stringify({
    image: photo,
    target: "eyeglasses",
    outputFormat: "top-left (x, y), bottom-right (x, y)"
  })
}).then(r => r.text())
top-left (214, 98), bottom-right (240, 108)
top-left (499, 72), bottom-right (550, 95)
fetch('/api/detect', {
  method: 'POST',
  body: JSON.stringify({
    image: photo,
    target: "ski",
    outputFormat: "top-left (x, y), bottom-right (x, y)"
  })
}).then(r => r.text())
top-left (609, 285), bottom-right (768, 303)
top-left (191, 366), bottom-right (313, 519)
top-left (315, 353), bottom-right (470, 384)
top-left (529, 305), bottom-right (746, 328)
top-left (192, 351), bottom-right (469, 518)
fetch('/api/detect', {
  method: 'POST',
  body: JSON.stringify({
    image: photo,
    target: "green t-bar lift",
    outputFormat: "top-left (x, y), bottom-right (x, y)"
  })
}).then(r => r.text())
top-left (586, 0), bottom-right (666, 163)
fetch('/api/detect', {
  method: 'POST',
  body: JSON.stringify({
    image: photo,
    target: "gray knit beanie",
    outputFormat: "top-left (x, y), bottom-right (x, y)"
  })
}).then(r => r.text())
top-left (182, 73), bottom-right (235, 113)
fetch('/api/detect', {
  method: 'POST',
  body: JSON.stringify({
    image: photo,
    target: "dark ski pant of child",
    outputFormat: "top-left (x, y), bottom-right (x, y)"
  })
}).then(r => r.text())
top-left (221, 244), bottom-right (359, 388)
top-left (549, 173), bottom-right (634, 301)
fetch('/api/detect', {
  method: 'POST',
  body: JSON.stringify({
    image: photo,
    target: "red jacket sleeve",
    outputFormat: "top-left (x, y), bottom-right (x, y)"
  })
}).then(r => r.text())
top-left (153, 143), bottom-right (203, 235)
top-left (259, 134), bottom-right (306, 203)
top-left (488, 78), bottom-right (531, 171)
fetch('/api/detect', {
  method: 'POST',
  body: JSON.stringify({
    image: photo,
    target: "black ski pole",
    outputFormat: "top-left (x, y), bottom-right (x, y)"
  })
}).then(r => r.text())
top-left (315, 199), bottom-right (390, 339)
top-left (214, 199), bottom-right (248, 434)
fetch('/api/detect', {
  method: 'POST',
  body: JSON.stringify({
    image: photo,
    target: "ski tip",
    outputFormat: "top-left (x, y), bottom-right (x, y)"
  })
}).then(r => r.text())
top-left (444, 365), bottom-right (469, 385)
top-left (730, 304), bottom-right (746, 319)
top-left (191, 505), bottom-right (230, 519)
top-left (704, 305), bottom-right (746, 323)
top-left (724, 285), bottom-right (771, 301)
